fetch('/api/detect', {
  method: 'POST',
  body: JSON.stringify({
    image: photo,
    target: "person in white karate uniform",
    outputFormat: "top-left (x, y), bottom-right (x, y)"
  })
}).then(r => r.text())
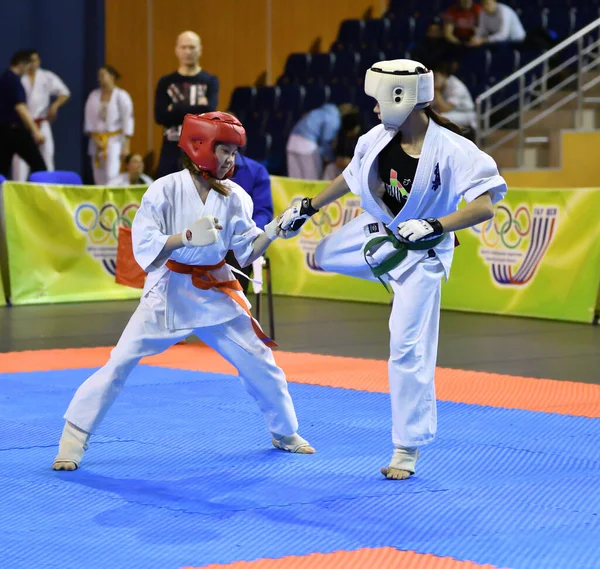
top-left (12, 50), bottom-right (70, 180)
top-left (53, 112), bottom-right (314, 471)
top-left (84, 66), bottom-right (134, 185)
top-left (278, 59), bottom-right (507, 480)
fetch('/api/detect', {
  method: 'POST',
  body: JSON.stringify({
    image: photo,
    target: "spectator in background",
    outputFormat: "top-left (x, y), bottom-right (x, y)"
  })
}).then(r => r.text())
top-left (443, 0), bottom-right (482, 46)
top-left (225, 151), bottom-right (274, 293)
top-left (154, 31), bottom-right (219, 178)
top-left (0, 50), bottom-right (46, 178)
top-left (469, 0), bottom-right (526, 46)
top-left (431, 61), bottom-right (476, 136)
top-left (109, 153), bottom-right (153, 186)
top-left (323, 111), bottom-right (362, 180)
top-left (12, 50), bottom-right (70, 181)
top-left (286, 103), bottom-right (356, 180)
top-left (84, 66), bottom-right (134, 185)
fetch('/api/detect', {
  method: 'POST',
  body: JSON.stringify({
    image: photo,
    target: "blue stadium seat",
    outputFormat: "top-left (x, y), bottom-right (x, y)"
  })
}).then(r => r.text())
top-left (308, 53), bottom-right (335, 85)
top-left (281, 53), bottom-right (311, 85)
top-left (29, 171), bottom-right (83, 185)
top-left (488, 45), bottom-right (519, 84)
top-left (545, 8), bottom-right (575, 40)
top-left (331, 51), bottom-right (360, 84)
top-left (329, 83), bottom-right (357, 106)
top-left (333, 19), bottom-right (365, 51)
top-left (245, 134), bottom-right (272, 166)
top-left (358, 48), bottom-right (387, 74)
top-left (265, 109), bottom-right (291, 138)
top-left (229, 86), bottom-right (256, 116)
top-left (388, 15), bottom-right (415, 45)
top-left (412, 14), bottom-right (433, 44)
top-left (278, 84), bottom-right (305, 115)
top-left (301, 85), bottom-right (331, 113)
top-left (242, 111), bottom-right (265, 135)
top-left (363, 18), bottom-right (391, 50)
top-left (255, 86), bottom-right (280, 111)
top-left (460, 48), bottom-right (492, 80)
top-left (0, 174), bottom-right (6, 184)
top-left (516, 6), bottom-right (545, 30)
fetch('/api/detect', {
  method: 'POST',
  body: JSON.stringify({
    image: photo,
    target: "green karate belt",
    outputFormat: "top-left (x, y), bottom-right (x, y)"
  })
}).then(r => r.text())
top-left (364, 227), bottom-right (445, 291)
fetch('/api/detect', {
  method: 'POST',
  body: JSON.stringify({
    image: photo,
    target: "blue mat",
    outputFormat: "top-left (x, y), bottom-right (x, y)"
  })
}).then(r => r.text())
top-left (1, 366), bottom-right (600, 569)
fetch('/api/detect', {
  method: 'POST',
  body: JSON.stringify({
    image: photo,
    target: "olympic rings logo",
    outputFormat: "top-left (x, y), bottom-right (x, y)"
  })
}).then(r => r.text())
top-left (472, 205), bottom-right (531, 249)
top-left (298, 197), bottom-right (361, 240)
top-left (75, 202), bottom-right (139, 244)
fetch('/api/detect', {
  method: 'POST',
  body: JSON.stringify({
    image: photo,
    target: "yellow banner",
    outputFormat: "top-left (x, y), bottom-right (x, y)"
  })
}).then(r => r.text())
top-left (269, 177), bottom-right (600, 323)
top-left (3, 182), bottom-right (147, 305)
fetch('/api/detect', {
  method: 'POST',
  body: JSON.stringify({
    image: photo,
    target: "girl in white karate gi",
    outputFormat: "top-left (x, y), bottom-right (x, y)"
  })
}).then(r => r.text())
top-left (53, 112), bottom-right (314, 471)
top-left (279, 60), bottom-right (507, 480)
top-left (84, 66), bottom-right (134, 185)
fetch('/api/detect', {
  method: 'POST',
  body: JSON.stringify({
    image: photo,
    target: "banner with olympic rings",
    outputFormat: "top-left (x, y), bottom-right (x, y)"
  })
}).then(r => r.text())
top-left (2, 182), bottom-right (147, 305)
top-left (269, 177), bottom-right (600, 323)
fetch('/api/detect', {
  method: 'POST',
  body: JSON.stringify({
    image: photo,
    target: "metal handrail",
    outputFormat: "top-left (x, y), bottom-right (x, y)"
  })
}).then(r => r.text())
top-left (477, 18), bottom-right (600, 100)
top-left (476, 17), bottom-right (600, 167)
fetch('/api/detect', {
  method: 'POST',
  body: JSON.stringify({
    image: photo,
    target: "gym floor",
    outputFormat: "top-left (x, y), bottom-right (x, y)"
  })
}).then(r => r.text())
top-left (1, 296), bottom-right (598, 383)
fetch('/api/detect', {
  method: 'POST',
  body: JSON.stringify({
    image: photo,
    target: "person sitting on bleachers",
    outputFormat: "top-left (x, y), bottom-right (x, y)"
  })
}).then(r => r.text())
top-left (443, 0), bottom-right (482, 46)
top-left (431, 61), bottom-right (476, 138)
top-left (469, 0), bottom-right (526, 46)
top-left (286, 103), bottom-right (355, 180)
top-left (109, 153), bottom-right (153, 186)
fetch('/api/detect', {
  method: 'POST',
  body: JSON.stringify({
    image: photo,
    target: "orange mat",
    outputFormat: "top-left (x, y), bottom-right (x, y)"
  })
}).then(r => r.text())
top-left (1, 344), bottom-right (599, 418)
top-left (190, 548), bottom-right (503, 569)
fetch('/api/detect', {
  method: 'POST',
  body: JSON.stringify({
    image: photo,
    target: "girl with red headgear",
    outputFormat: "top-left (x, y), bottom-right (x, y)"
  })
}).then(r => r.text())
top-left (53, 112), bottom-right (315, 471)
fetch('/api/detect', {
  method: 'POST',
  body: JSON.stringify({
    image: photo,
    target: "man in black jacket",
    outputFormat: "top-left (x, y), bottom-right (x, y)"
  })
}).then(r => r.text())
top-left (154, 31), bottom-right (219, 178)
top-left (0, 50), bottom-right (47, 178)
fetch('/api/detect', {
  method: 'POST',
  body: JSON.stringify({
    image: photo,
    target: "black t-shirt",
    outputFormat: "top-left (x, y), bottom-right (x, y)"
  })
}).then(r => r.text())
top-left (154, 70), bottom-right (219, 139)
top-left (0, 69), bottom-right (27, 125)
top-left (377, 132), bottom-right (419, 216)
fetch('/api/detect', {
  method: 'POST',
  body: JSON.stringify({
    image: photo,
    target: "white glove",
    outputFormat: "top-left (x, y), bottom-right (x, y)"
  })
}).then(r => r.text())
top-left (181, 215), bottom-right (219, 247)
top-left (279, 197), bottom-right (319, 232)
top-left (263, 218), bottom-right (280, 241)
top-left (396, 218), bottom-right (443, 242)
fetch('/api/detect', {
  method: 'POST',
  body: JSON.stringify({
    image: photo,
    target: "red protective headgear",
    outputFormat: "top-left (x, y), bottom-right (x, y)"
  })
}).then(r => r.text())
top-left (178, 112), bottom-right (246, 179)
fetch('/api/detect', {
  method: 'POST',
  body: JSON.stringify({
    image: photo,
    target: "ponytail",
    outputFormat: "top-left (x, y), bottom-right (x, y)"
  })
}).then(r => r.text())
top-left (424, 106), bottom-right (468, 138)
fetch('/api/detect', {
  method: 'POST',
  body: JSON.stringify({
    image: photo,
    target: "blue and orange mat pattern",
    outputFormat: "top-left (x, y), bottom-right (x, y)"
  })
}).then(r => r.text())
top-left (1, 345), bottom-right (600, 569)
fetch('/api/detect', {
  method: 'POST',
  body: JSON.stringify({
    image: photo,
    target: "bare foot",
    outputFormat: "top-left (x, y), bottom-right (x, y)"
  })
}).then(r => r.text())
top-left (380, 466), bottom-right (412, 480)
top-left (53, 460), bottom-right (78, 471)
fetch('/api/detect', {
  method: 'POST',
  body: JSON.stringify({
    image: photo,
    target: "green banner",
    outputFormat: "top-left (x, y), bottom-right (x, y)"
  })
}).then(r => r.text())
top-left (269, 178), bottom-right (600, 323)
top-left (3, 182), bottom-right (147, 305)
top-left (0, 260), bottom-right (5, 306)
top-left (442, 188), bottom-right (600, 323)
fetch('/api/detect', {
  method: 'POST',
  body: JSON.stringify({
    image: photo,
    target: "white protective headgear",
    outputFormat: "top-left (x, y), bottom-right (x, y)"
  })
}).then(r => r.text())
top-left (365, 59), bottom-right (435, 129)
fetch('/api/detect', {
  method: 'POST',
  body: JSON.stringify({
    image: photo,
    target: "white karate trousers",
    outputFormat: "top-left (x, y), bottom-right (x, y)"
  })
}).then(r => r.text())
top-left (64, 296), bottom-right (299, 437)
top-left (12, 120), bottom-right (53, 180)
top-left (90, 137), bottom-right (123, 185)
top-left (286, 134), bottom-right (323, 180)
top-left (315, 213), bottom-right (445, 447)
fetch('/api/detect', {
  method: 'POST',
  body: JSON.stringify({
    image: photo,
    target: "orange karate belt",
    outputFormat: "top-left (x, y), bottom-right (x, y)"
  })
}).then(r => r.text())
top-left (90, 129), bottom-right (123, 168)
top-left (165, 258), bottom-right (278, 349)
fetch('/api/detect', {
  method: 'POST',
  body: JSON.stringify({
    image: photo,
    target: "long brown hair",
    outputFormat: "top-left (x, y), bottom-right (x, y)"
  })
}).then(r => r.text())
top-left (182, 154), bottom-right (231, 197)
top-left (424, 106), bottom-right (467, 138)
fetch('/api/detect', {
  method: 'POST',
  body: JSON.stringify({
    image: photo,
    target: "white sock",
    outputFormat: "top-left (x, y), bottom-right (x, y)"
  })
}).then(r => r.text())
top-left (272, 433), bottom-right (310, 452)
top-left (54, 421), bottom-right (90, 466)
top-left (389, 446), bottom-right (420, 474)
